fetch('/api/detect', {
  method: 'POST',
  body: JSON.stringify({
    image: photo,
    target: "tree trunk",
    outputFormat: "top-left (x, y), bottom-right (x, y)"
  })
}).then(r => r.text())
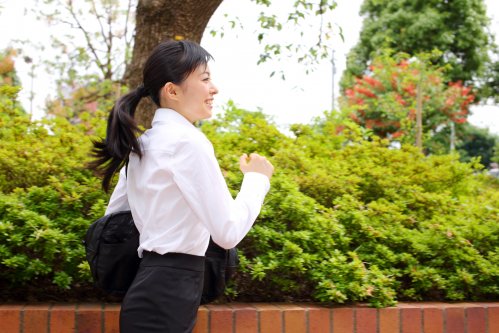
top-left (125, 0), bottom-right (223, 127)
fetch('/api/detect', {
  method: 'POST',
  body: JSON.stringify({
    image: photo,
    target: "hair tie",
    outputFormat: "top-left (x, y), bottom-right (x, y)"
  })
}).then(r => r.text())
top-left (137, 84), bottom-right (149, 98)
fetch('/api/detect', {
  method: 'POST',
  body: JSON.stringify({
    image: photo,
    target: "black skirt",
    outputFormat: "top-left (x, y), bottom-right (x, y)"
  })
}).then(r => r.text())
top-left (120, 251), bottom-right (205, 333)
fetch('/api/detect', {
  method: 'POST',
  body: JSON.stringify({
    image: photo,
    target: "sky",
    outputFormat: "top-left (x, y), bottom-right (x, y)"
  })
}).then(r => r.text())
top-left (0, 0), bottom-right (498, 134)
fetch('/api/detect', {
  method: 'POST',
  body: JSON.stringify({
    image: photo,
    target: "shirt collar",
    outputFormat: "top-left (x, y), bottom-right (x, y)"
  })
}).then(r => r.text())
top-left (151, 108), bottom-right (194, 128)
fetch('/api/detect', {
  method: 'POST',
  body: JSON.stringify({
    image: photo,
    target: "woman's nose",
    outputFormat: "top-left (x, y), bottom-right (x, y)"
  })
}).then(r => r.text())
top-left (210, 82), bottom-right (219, 95)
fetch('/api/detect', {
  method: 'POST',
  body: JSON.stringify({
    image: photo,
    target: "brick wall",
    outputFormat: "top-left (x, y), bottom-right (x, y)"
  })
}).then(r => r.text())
top-left (0, 302), bottom-right (497, 333)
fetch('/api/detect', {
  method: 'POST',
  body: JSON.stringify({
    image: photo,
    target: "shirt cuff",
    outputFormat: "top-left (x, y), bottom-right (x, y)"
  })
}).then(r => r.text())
top-left (240, 172), bottom-right (271, 200)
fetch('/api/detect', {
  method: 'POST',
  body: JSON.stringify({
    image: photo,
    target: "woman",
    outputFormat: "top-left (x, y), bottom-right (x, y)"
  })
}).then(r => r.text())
top-left (90, 40), bottom-right (274, 332)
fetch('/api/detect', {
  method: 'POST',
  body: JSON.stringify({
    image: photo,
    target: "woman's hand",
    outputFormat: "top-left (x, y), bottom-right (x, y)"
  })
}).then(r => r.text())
top-left (239, 153), bottom-right (274, 180)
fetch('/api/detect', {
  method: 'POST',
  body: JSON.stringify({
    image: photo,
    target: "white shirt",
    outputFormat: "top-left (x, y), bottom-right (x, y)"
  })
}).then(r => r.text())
top-left (105, 108), bottom-right (270, 257)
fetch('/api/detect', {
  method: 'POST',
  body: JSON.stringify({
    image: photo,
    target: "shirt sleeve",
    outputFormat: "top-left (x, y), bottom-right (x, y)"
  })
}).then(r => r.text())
top-left (105, 167), bottom-right (130, 215)
top-left (171, 134), bottom-right (270, 249)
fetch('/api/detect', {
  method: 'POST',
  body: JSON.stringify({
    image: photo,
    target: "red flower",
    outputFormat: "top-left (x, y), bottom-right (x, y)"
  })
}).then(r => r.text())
top-left (395, 94), bottom-right (407, 106)
top-left (403, 83), bottom-right (416, 96)
top-left (365, 119), bottom-right (376, 129)
top-left (391, 131), bottom-right (404, 138)
top-left (362, 75), bottom-right (384, 90)
top-left (349, 113), bottom-right (360, 122)
top-left (398, 60), bottom-right (409, 69)
top-left (355, 86), bottom-right (377, 98)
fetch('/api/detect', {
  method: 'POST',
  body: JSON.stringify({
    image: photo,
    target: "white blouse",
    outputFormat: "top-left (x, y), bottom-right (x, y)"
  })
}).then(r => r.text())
top-left (105, 108), bottom-right (270, 257)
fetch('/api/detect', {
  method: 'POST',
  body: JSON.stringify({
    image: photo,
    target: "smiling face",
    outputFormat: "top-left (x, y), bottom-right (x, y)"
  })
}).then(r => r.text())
top-left (169, 64), bottom-right (218, 123)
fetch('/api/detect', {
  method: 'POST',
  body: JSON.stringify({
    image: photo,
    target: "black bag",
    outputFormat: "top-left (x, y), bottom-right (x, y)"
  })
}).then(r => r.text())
top-left (84, 211), bottom-right (140, 296)
top-left (83, 210), bottom-right (238, 303)
top-left (201, 237), bottom-right (239, 304)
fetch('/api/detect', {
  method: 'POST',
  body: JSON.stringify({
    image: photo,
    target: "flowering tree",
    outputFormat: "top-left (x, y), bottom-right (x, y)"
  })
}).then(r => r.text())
top-left (341, 0), bottom-right (494, 100)
top-left (341, 51), bottom-right (475, 147)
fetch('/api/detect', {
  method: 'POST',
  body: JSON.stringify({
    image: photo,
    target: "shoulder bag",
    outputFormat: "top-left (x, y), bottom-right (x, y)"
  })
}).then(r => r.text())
top-left (83, 210), bottom-right (238, 304)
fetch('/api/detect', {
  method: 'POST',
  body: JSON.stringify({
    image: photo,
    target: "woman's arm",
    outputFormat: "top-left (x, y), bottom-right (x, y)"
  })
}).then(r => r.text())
top-left (172, 136), bottom-right (272, 249)
top-left (105, 167), bottom-right (130, 215)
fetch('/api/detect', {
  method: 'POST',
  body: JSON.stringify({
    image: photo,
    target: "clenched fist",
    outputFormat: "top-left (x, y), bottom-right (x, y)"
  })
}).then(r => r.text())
top-left (239, 153), bottom-right (274, 180)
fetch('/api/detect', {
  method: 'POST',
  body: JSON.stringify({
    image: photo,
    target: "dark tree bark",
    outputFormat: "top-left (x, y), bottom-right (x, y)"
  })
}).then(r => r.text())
top-left (125, 0), bottom-right (223, 127)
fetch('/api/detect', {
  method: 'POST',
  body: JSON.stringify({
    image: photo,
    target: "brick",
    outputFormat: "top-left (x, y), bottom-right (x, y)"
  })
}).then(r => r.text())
top-left (2, 301), bottom-right (497, 333)
top-left (379, 307), bottom-right (399, 333)
top-left (445, 307), bottom-right (465, 333)
top-left (193, 306), bottom-right (209, 333)
top-left (77, 304), bottom-right (103, 333)
top-left (103, 304), bottom-right (120, 333)
top-left (281, 305), bottom-right (306, 333)
top-left (24, 304), bottom-right (50, 333)
top-left (207, 304), bottom-right (233, 333)
top-left (255, 304), bottom-right (282, 333)
top-left (400, 306), bottom-right (421, 333)
top-left (0, 304), bottom-right (22, 333)
top-left (356, 307), bottom-right (376, 333)
top-left (307, 306), bottom-right (330, 333)
top-left (488, 306), bottom-right (499, 333)
top-left (466, 307), bottom-right (486, 333)
top-left (422, 307), bottom-right (443, 333)
top-left (231, 304), bottom-right (257, 333)
top-left (50, 304), bottom-right (76, 333)
top-left (332, 307), bottom-right (353, 333)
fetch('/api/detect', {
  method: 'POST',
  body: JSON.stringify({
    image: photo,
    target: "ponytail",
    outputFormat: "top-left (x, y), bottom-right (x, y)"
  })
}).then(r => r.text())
top-left (89, 86), bottom-right (148, 192)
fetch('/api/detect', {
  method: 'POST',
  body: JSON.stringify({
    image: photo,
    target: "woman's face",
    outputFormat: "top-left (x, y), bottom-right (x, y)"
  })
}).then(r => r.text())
top-left (176, 64), bottom-right (218, 123)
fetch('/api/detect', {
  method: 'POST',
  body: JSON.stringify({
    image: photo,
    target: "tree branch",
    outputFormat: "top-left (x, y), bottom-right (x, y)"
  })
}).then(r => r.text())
top-left (66, 0), bottom-right (106, 77)
top-left (90, 0), bottom-right (109, 47)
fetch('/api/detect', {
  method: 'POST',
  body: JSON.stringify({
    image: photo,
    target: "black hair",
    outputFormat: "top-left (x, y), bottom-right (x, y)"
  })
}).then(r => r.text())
top-left (89, 40), bottom-right (213, 192)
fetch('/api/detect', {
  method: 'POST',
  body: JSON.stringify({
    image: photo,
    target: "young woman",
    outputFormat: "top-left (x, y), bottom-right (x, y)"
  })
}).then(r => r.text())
top-left (90, 40), bottom-right (274, 333)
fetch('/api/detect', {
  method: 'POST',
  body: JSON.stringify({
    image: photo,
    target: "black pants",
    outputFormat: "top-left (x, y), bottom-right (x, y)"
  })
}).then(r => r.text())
top-left (120, 251), bottom-right (205, 333)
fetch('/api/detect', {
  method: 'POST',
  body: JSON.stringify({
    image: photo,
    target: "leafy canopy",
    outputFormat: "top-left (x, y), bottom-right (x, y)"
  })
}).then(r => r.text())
top-left (342, 0), bottom-right (495, 99)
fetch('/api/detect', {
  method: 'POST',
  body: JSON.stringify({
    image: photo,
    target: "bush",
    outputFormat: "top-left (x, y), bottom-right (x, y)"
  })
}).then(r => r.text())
top-left (0, 79), bottom-right (109, 301)
top-left (0, 86), bottom-right (498, 306)
top-left (203, 104), bottom-right (499, 306)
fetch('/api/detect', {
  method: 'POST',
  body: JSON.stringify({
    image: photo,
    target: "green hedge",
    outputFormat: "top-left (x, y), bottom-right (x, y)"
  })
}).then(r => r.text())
top-left (0, 83), bottom-right (498, 306)
top-left (0, 84), bottom-right (108, 300)
top-left (203, 106), bottom-right (499, 307)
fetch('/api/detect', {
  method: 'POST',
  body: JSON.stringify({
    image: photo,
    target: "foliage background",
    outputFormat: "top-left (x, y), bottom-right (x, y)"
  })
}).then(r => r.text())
top-left (1, 51), bottom-right (498, 305)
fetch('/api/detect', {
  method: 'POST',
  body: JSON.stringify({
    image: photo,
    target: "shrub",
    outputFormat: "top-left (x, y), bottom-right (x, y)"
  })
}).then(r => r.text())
top-left (0, 77), bottom-right (109, 300)
top-left (0, 85), bottom-right (497, 306)
top-left (202, 104), bottom-right (499, 306)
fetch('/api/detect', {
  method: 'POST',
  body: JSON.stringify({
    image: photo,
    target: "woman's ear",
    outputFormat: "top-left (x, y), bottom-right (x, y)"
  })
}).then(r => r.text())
top-left (162, 82), bottom-right (179, 101)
